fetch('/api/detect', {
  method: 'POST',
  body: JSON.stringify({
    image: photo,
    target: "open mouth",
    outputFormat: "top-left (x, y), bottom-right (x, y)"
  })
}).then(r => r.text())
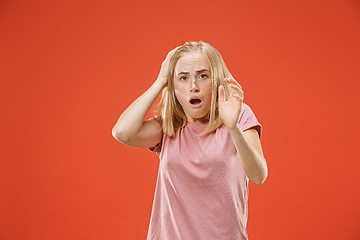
top-left (190, 98), bottom-right (202, 104)
top-left (189, 97), bottom-right (202, 108)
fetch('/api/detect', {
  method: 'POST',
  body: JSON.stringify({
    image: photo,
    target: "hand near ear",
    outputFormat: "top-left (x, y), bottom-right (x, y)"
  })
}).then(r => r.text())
top-left (218, 77), bottom-right (244, 129)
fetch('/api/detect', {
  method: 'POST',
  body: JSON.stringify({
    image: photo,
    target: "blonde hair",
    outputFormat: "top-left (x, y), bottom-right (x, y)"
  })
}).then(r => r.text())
top-left (154, 41), bottom-right (233, 137)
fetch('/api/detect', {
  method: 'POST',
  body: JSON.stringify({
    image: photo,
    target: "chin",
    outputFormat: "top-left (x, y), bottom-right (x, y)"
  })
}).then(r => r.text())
top-left (187, 112), bottom-right (209, 121)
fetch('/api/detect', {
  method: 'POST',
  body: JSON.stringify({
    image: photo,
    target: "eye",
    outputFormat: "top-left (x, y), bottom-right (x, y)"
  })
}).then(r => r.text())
top-left (180, 76), bottom-right (187, 80)
top-left (199, 74), bottom-right (208, 79)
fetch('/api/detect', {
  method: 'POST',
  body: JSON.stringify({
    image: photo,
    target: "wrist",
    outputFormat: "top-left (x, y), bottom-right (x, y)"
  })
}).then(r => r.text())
top-left (225, 123), bottom-right (241, 133)
top-left (155, 78), bottom-right (167, 88)
top-left (151, 79), bottom-right (167, 94)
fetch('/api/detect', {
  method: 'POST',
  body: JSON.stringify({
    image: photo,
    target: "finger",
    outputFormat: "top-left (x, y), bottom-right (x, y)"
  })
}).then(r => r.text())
top-left (227, 78), bottom-right (242, 89)
top-left (218, 85), bottom-right (226, 103)
top-left (231, 85), bottom-right (244, 99)
top-left (225, 77), bottom-right (242, 89)
top-left (163, 47), bottom-right (181, 63)
top-left (166, 46), bottom-right (181, 58)
top-left (231, 93), bottom-right (243, 101)
top-left (170, 46), bottom-right (181, 54)
top-left (229, 83), bottom-right (243, 94)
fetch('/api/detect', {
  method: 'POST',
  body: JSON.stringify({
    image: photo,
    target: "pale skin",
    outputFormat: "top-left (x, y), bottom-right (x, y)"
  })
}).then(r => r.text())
top-left (219, 78), bottom-right (268, 185)
top-left (173, 51), bottom-right (212, 123)
top-left (112, 46), bottom-right (268, 185)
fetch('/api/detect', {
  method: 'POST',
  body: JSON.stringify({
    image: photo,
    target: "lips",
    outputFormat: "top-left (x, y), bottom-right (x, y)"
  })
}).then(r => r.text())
top-left (189, 96), bottom-right (202, 108)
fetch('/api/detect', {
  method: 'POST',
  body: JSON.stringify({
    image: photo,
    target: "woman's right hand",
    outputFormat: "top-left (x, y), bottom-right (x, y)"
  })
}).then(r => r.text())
top-left (156, 46), bottom-right (181, 88)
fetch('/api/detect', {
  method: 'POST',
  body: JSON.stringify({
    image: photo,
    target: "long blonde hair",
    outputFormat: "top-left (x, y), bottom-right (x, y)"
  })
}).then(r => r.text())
top-left (154, 41), bottom-right (233, 137)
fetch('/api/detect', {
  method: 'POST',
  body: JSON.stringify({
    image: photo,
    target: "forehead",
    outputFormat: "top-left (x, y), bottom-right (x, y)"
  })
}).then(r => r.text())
top-left (175, 51), bottom-right (210, 74)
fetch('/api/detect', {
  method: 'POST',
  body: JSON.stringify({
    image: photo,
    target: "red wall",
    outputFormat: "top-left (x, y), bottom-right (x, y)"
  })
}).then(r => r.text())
top-left (1, 0), bottom-right (359, 239)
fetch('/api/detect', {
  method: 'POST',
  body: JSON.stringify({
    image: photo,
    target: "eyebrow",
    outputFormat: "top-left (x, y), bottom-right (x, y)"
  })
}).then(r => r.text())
top-left (177, 69), bottom-right (210, 75)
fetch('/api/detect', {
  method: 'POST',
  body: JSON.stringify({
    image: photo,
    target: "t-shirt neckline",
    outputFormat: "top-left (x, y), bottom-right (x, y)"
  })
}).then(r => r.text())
top-left (186, 120), bottom-right (209, 125)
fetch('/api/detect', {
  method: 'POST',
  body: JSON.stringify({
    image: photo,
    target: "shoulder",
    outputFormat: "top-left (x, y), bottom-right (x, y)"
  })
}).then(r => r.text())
top-left (240, 102), bottom-right (251, 114)
top-left (239, 102), bottom-right (256, 122)
top-left (238, 102), bottom-right (262, 138)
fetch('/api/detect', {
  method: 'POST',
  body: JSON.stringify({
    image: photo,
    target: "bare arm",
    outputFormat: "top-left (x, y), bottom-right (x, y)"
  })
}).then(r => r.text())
top-left (228, 126), bottom-right (268, 185)
top-left (219, 77), bottom-right (267, 185)
top-left (112, 81), bottom-right (164, 148)
top-left (112, 46), bottom-right (180, 148)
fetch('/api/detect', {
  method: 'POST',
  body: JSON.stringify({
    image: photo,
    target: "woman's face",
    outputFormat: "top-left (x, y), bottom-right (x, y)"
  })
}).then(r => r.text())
top-left (173, 51), bottom-right (212, 122)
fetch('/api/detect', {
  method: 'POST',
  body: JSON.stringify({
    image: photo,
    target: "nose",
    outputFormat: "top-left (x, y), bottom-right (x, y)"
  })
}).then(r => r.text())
top-left (189, 78), bottom-right (200, 93)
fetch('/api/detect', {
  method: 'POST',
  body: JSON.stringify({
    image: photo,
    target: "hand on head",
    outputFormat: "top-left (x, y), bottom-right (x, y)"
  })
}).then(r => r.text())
top-left (156, 46), bottom-right (181, 88)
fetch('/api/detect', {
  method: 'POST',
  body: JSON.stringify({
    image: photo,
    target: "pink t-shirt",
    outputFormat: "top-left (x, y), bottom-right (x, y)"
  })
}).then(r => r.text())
top-left (147, 103), bottom-right (262, 240)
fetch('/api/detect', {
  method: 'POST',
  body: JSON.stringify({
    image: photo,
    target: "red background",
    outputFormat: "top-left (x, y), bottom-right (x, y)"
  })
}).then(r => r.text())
top-left (1, 0), bottom-right (359, 239)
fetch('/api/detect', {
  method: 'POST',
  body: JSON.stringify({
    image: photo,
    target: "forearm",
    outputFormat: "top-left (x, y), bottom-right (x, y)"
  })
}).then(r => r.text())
top-left (112, 80), bottom-right (164, 139)
top-left (226, 125), bottom-right (268, 185)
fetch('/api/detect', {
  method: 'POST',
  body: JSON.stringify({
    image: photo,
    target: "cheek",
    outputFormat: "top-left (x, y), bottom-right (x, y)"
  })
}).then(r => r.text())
top-left (174, 88), bottom-right (180, 99)
top-left (174, 89), bottom-right (186, 106)
top-left (203, 83), bottom-right (213, 100)
top-left (174, 84), bottom-right (186, 99)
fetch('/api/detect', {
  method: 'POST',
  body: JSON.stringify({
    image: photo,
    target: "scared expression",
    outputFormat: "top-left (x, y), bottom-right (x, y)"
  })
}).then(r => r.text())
top-left (174, 51), bottom-right (212, 123)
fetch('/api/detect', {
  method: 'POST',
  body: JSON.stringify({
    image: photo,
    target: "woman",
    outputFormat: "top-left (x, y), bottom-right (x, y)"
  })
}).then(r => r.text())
top-left (112, 41), bottom-right (268, 240)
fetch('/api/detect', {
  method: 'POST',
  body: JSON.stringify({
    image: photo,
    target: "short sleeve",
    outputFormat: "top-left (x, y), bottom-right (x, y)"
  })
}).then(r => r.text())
top-left (238, 103), bottom-right (262, 138)
top-left (148, 115), bottom-right (163, 153)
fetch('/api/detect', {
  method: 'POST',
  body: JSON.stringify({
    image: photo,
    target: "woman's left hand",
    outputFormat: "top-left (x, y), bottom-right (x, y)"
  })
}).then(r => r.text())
top-left (218, 77), bottom-right (244, 129)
